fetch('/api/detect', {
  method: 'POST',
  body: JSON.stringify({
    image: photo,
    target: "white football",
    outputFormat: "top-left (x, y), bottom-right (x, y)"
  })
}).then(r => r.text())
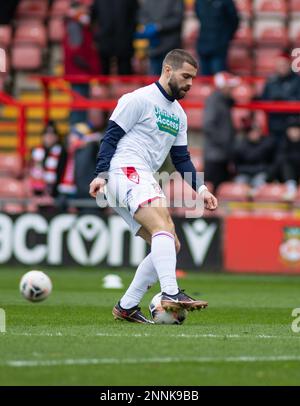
top-left (20, 271), bottom-right (52, 302)
top-left (149, 293), bottom-right (188, 325)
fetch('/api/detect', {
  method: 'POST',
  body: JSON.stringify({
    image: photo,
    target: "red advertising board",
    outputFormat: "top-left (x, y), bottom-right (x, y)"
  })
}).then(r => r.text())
top-left (225, 215), bottom-right (300, 273)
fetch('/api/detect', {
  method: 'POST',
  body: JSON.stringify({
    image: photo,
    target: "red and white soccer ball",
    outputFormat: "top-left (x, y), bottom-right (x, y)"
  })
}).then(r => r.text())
top-left (20, 271), bottom-right (52, 302)
top-left (149, 293), bottom-right (188, 325)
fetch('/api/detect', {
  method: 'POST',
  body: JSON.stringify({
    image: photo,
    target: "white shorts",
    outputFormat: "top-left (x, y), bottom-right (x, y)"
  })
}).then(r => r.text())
top-left (105, 167), bottom-right (166, 235)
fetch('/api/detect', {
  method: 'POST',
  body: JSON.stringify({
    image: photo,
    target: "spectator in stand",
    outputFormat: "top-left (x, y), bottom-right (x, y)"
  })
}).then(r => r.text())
top-left (260, 53), bottom-right (300, 144)
top-left (30, 121), bottom-right (67, 198)
top-left (203, 71), bottom-right (240, 191)
top-left (233, 122), bottom-right (275, 188)
top-left (0, 1), bottom-right (20, 24)
top-left (194, 0), bottom-right (239, 76)
top-left (64, 0), bottom-right (100, 125)
top-left (136, 0), bottom-right (184, 75)
top-left (91, 0), bottom-right (138, 75)
top-left (275, 117), bottom-right (300, 199)
top-left (57, 122), bottom-right (101, 208)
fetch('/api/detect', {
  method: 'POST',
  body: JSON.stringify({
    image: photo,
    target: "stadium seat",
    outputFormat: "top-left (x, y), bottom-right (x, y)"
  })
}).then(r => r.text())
top-left (2, 202), bottom-right (25, 214)
top-left (232, 21), bottom-right (253, 47)
top-left (228, 47), bottom-right (253, 76)
top-left (289, 19), bottom-right (300, 46)
top-left (186, 83), bottom-right (213, 102)
top-left (14, 23), bottom-right (47, 47)
top-left (254, 47), bottom-right (283, 76)
top-left (110, 82), bottom-right (140, 98)
top-left (0, 178), bottom-right (29, 199)
top-left (0, 25), bottom-right (12, 48)
top-left (234, 0), bottom-right (253, 19)
top-left (217, 182), bottom-right (251, 202)
top-left (11, 44), bottom-right (43, 71)
top-left (0, 153), bottom-right (23, 178)
top-left (163, 172), bottom-right (204, 217)
top-left (254, 19), bottom-right (288, 47)
top-left (254, 0), bottom-right (287, 17)
top-left (16, 0), bottom-right (48, 20)
top-left (186, 109), bottom-right (203, 131)
top-left (48, 18), bottom-right (65, 43)
top-left (50, 0), bottom-right (71, 17)
top-left (252, 183), bottom-right (288, 202)
top-left (189, 146), bottom-right (203, 172)
top-left (290, 0), bottom-right (300, 16)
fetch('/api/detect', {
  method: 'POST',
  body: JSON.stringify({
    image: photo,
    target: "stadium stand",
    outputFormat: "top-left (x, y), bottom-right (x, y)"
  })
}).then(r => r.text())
top-left (0, 0), bottom-right (300, 217)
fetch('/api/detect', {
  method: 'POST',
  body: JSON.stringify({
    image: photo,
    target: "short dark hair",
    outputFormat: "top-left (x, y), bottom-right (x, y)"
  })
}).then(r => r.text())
top-left (162, 49), bottom-right (198, 71)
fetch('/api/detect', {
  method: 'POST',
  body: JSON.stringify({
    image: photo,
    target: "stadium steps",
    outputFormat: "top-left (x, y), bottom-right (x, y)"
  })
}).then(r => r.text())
top-left (0, 89), bottom-right (70, 151)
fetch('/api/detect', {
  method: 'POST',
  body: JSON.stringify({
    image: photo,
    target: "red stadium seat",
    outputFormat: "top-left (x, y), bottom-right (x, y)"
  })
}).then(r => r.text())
top-left (0, 153), bottom-right (23, 178)
top-left (16, 0), bottom-right (48, 20)
top-left (217, 182), bottom-right (251, 202)
top-left (14, 23), bottom-right (47, 47)
top-left (186, 109), bottom-right (203, 131)
top-left (48, 17), bottom-right (65, 42)
top-left (234, 0), bottom-right (253, 19)
top-left (252, 183), bottom-right (288, 202)
top-left (254, 47), bottom-right (283, 76)
top-left (254, 19), bottom-right (288, 47)
top-left (189, 146), bottom-right (203, 172)
top-left (110, 82), bottom-right (140, 98)
top-left (186, 83), bottom-right (214, 102)
top-left (0, 25), bottom-right (12, 48)
top-left (289, 19), bottom-right (300, 46)
top-left (228, 47), bottom-right (253, 76)
top-left (232, 21), bottom-right (253, 47)
top-left (2, 202), bottom-right (24, 214)
top-left (290, 0), bottom-right (300, 15)
top-left (51, 0), bottom-right (71, 17)
top-left (254, 0), bottom-right (287, 17)
top-left (0, 178), bottom-right (29, 199)
top-left (163, 172), bottom-right (204, 217)
top-left (11, 44), bottom-right (42, 70)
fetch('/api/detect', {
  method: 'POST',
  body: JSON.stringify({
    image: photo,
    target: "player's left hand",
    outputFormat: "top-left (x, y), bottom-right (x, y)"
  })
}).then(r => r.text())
top-left (203, 190), bottom-right (218, 211)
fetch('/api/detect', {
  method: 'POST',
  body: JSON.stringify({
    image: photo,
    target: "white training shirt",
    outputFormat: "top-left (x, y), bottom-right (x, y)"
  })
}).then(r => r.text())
top-left (109, 83), bottom-right (187, 172)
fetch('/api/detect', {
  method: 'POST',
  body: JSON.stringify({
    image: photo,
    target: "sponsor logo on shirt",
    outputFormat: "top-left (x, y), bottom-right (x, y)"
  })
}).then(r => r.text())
top-left (154, 106), bottom-right (180, 137)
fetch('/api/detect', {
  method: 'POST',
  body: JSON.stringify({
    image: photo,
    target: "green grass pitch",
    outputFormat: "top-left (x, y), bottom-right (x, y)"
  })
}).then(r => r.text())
top-left (0, 268), bottom-right (300, 386)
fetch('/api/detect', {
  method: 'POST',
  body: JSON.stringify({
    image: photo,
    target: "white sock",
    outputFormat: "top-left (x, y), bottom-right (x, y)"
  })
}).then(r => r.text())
top-left (120, 254), bottom-right (158, 309)
top-left (151, 231), bottom-right (178, 295)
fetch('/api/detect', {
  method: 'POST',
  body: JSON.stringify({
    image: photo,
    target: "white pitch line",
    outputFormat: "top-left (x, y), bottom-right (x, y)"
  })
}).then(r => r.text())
top-left (4, 332), bottom-right (300, 340)
top-left (4, 355), bottom-right (300, 368)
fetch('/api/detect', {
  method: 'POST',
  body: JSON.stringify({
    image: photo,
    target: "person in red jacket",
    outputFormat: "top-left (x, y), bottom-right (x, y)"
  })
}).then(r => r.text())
top-left (63, 0), bottom-right (101, 125)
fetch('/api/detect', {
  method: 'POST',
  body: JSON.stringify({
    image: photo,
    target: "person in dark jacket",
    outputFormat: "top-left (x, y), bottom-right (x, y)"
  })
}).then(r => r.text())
top-left (260, 54), bottom-right (300, 143)
top-left (136, 0), bottom-right (184, 75)
top-left (233, 124), bottom-right (276, 188)
top-left (64, 0), bottom-right (100, 125)
top-left (203, 72), bottom-right (240, 191)
top-left (275, 117), bottom-right (300, 198)
top-left (91, 0), bottom-right (138, 75)
top-left (0, 0), bottom-right (20, 24)
top-left (195, 0), bottom-right (239, 76)
top-left (30, 121), bottom-right (67, 198)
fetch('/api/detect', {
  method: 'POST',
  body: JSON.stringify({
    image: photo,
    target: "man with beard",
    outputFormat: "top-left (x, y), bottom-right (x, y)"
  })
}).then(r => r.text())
top-left (89, 49), bottom-right (218, 323)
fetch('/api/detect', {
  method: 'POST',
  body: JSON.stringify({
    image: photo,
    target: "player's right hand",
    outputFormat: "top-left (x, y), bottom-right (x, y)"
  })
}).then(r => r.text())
top-left (89, 177), bottom-right (106, 198)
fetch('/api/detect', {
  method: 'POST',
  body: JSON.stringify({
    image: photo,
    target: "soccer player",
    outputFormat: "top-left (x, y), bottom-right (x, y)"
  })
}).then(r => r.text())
top-left (89, 49), bottom-right (218, 323)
